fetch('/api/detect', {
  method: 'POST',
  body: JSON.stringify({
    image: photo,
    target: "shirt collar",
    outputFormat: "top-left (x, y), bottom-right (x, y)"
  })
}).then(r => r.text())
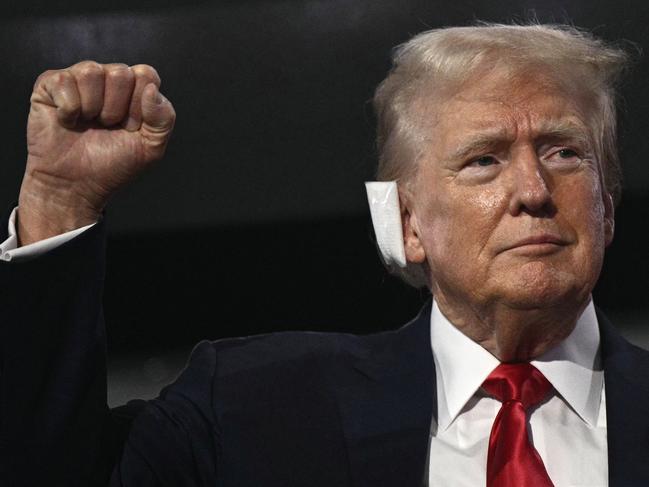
top-left (532, 301), bottom-right (603, 427)
top-left (430, 298), bottom-right (603, 432)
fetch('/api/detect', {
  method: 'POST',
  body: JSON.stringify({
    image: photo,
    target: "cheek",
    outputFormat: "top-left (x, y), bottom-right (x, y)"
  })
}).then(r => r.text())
top-left (553, 174), bottom-right (609, 286)
top-left (419, 188), bottom-right (505, 266)
top-left (558, 174), bottom-right (607, 244)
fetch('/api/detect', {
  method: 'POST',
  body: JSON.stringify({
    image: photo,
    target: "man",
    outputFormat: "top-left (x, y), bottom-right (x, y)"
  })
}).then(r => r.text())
top-left (1, 23), bottom-right (647, 486)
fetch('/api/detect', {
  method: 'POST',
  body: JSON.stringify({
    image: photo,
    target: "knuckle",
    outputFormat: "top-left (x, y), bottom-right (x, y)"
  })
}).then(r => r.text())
top-left (34, 69), bottom-right (56, 88)
top-left (39, 69), bottom-right (57, 80)
top-left (74, 59), bottom-right (101, 70)
top-left (105, 63), bottom-right (130, 72)
top-left (52, 70), bottom-right (72, 86)
top-left (105, 62), bottom-right (129, 70)
top-left (132, 64), bottom-right (161, 85)
top-left (75, 60), bottom-right (103, 80)
top-left (105, 64), bottom-right (134, 83)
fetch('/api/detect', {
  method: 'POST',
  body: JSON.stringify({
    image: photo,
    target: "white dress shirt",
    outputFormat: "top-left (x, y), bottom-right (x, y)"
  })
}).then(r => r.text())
top-left (1, 211), bottom-right (608, 485)
top-left (0, 207), bottom-right (94, 262)
top-left (429, 299), bottom-right (608, 486)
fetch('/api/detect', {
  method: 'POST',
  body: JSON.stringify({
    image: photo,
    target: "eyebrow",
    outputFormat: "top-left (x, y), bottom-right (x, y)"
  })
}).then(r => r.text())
top-left (534, 119), bottom-right (592, 147)
top-left (446, 119), bottom-right (593, 162)
top-left (447, 130), bottom-right (510, 162)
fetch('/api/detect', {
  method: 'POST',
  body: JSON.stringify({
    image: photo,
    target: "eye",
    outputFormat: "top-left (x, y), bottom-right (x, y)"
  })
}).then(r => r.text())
top-left (471, 155), bottom-right (497, 167)
top-left (458, 154), bottom-right (501, 184)
top-left (557, 148), bottom-right (579, 159)
top-left (545, 147), bottom-right (583, 167)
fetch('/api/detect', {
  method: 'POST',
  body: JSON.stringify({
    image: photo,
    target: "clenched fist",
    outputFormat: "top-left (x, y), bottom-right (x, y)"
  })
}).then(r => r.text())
top-left (17, 61), bottom-right (176, 246)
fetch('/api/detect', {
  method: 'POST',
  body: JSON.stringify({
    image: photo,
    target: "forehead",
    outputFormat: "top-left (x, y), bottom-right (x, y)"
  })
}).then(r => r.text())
top-left (421, 71), bottom-right (594, 150)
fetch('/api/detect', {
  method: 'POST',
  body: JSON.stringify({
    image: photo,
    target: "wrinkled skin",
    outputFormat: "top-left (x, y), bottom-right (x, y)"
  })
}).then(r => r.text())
top-left (401, 72), bottom-right (614, 362)
top-left (18, 61), bottom-right (175, 245)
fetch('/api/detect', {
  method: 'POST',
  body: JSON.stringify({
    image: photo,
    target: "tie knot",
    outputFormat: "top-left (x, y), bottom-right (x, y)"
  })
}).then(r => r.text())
top-left (482, 363), bottom-right (552, 409)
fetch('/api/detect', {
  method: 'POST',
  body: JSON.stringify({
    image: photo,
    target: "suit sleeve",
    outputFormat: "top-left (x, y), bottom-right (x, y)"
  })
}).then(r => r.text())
top-left (0, 205), bottom-right (112, 485)
top-left (0, 206), bottom-right (220, 486)
top-left (109, 341), bottom-right (220, 486)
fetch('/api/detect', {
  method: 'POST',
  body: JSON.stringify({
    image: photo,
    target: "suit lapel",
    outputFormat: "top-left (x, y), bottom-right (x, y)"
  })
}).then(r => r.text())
top-left (334, 301), bottom-right (435, 487)
top-left (598, 311), bottom-right (649, 486)
top-left (334, 305), bottom-right (649, 487)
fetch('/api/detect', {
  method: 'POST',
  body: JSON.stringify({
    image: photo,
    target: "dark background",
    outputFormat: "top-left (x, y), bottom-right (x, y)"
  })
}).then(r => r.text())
top-left (2, 0), bottom-right (648, 404)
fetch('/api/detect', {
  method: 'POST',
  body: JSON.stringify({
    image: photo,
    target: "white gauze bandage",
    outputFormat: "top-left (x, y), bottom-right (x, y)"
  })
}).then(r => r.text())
top-left (365, 181), bottom-right (407, 268)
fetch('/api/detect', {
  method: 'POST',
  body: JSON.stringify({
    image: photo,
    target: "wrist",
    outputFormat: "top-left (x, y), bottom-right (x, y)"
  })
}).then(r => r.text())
top-left (17, 176), bottom-right (101, 246)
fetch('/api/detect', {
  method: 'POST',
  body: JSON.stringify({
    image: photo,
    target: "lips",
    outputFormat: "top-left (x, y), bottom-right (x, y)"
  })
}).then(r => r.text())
top-left (500, 234), bottom-right (569, 253)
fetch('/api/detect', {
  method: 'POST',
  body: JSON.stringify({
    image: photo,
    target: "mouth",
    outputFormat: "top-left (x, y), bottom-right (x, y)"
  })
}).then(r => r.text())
top-left (501, 234), bottom-right (569, 255)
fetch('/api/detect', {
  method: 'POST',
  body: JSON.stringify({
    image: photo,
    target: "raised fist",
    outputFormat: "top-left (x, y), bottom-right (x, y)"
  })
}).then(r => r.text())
top-left (17, 61), bottom-right (176, 245)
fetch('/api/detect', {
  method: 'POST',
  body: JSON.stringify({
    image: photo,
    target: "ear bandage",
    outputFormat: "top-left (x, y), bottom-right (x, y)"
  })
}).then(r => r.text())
top-left (365, 181), bottom-right (407, 268)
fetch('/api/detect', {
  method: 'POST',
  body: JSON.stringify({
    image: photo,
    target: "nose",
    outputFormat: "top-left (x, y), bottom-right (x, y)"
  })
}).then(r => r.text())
top-left (507, 148), bottom-right (555, 217)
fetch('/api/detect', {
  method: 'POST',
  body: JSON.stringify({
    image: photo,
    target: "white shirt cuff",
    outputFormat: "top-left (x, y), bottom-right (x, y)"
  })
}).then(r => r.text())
top-left (0, 207), bottom-right (96, 263)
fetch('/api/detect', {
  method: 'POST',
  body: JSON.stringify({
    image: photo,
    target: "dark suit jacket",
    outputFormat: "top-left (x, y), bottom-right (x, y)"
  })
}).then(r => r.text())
top-left (1, 213), bottom-right (649, 486)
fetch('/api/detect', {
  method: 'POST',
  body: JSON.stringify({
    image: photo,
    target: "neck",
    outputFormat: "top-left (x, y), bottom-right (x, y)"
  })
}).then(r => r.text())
top-left (433, 293), bottom-right (591, 362)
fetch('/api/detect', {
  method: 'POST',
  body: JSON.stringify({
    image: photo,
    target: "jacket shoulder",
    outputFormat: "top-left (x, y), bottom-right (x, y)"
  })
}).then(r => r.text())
top-left (189, 328), bottom-right (391, 381)
top-left (115, 330), bottom-right (379, 483)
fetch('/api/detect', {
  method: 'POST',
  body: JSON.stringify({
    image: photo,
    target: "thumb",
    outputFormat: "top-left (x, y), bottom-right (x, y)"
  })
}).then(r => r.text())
top-left (139, 83), bottom-right (176, 160)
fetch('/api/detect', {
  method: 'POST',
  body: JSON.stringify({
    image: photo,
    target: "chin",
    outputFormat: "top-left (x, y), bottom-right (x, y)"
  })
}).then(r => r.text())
top-left (495, 263), bottom-right (592, 311)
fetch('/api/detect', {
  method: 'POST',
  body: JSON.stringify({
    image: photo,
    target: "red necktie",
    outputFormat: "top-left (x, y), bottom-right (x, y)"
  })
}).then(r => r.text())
top-left (482, 363), bottom-right (554, 487)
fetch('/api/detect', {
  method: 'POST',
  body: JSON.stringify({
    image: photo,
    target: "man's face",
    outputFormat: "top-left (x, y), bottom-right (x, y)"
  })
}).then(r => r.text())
top-left (403, 72), bottom-right (615, 313)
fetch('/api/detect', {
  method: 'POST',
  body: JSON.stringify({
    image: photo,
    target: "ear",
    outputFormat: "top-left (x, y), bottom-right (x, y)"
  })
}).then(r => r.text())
top-left (603, 191), bottom-right (615, 247)
top-left (400, 191), bottom-right (427, 264)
